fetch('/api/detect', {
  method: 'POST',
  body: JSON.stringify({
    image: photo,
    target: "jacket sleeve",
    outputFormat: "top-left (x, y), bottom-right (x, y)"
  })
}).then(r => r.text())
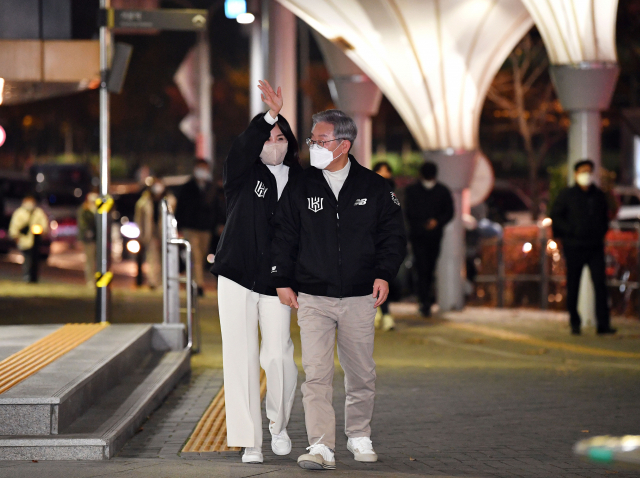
top-left (374, 185), bottom-right (407, 283)
top-left (224, 113), bottom-right (273, 189)
top-left (436, 185), bottom-right (454, 227)
top-left (269, 182), bottom-right (300, 289)
top-left (550, 189), bottom-right (571, 239)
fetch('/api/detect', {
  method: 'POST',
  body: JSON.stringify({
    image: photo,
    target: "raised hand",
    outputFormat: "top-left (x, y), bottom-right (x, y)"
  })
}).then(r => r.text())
top-left (257, 80), bottom-right (283, 118)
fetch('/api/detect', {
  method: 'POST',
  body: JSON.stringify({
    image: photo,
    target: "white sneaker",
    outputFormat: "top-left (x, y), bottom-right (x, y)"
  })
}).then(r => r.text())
top-left (347, 437), bottom-right (378, 462)
top-left (297, 442), bottom-right (336, 470)
top-left (269, 423), bottom-right (292, 455)
top-left (381, 314), bottom-right (396, 332)
top-left (242, 446), bottom-right (263, 464)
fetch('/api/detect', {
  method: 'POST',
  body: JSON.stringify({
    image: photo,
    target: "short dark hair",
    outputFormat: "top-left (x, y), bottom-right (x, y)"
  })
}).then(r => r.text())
top-left (420, 161), bottom-right (438, 180)
top-left (373, 161), bottom-right (392, 175)
top-left (574, 159), bottom-right (594, 172)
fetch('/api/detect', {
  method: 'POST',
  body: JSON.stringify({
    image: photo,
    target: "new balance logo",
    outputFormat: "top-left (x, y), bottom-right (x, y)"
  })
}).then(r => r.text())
top-left (354, 198), bottom-right (367, 206)
top-left (255, 181), bottom-right (268, 198)
top-left (271, 266), bottom-right (277, 273)
top-left (308, 197), bottom-right (323, 213)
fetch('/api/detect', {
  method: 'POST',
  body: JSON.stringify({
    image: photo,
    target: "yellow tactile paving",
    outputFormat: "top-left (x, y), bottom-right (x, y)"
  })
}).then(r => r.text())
top-left (0, 323), bottom-right (109, 395)
top-left (447, 322), bottom-right (640, 359)
top-left (183, 370), bottom-right (267, 453)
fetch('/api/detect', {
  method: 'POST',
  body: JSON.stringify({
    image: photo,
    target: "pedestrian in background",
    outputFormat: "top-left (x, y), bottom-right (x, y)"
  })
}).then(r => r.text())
top-left (77, 192), bottom-right (98, 286)
top-left (373, 161), bottom-right (398, 331)
top-left (134, 178), bottom-right (175, 289)
top-left (550, 159), bottom-right (616, 335)
top-left (9, 195), bottom-right (48, 283)
top-left (404, 162), bottom-right (454, 316)
top-left (211, 80), bottom-right (301, 465)
top-left (176, 159), bottom-right (216, 297)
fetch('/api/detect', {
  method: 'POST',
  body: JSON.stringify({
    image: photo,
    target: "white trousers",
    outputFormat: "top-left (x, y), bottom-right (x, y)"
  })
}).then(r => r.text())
top-left (218, 276), bottom-right (298, 448)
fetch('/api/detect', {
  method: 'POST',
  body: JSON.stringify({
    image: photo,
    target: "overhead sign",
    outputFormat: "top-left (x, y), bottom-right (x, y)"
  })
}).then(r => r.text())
top-left (107, 9), bottom-right (208, 31)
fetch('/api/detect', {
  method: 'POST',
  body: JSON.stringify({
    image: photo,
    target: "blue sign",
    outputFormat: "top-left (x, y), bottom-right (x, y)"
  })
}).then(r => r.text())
top-left (224, 0), bottom-right (246, 19)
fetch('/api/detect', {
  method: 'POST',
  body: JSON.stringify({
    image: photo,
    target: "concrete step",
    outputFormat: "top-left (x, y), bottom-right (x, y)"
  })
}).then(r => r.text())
top-left (0, 324), bottom-right (153, 435)
top-left (0, 348), bottom-right (190, 460)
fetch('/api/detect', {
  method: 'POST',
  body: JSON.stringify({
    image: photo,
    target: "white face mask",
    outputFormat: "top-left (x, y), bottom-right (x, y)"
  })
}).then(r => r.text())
top-left (194, 168), bottom-right (212, 182)
top-left (575, 172), bottom-right (592, 187)
top-left (260, 142), bottom-right (288, 166)
top-left (310, 142), bottom-right (343, 170)
top-left (422, 180), bottom-right (436, 190)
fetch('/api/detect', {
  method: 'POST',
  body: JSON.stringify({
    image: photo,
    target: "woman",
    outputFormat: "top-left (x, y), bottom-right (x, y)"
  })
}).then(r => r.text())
top-left (211, 80), bottom-right (301, 464)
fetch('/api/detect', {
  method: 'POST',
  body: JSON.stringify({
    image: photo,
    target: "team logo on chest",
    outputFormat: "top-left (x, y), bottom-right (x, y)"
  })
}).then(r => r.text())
top-left (308, 197), bottom-right (323, 213)
top-left (255, 180), bottom-right (268, 198)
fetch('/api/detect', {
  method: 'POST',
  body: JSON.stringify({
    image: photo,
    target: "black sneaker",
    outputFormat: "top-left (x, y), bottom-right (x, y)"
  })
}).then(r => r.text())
top-left (597, 327), bottom-right (617, 335)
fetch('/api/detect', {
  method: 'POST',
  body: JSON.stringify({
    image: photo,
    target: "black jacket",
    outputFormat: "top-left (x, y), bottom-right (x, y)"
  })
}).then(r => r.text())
top-left (210, 113), bottom-right (302, 295)
top-left (404, 181), bottom-right (454, 242)
top-left (269, 156), bottom-right (407, 298)
top-left (550, 185), bottom-right (610, 247)
top-left (175, 177), bottom-right (218, 232)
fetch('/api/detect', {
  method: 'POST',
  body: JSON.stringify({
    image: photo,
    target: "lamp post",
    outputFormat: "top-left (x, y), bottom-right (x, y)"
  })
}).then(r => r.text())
top-left (277, 0), bottom-right (533, 310)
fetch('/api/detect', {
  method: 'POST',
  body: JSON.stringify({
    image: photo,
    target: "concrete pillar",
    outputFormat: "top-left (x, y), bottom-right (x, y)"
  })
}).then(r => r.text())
top-left (424, 149), bottom-right (477, 311)
top-left (314, 33), bottom-right (382, 168)
top-left (248, 0), bottom-right (265, 118)
top-left (550, 62), bottom-right (619, 327)
top-left (197, 31), bottom-right (213, 164)
top-left (268, 0), bottom-right (296, 130)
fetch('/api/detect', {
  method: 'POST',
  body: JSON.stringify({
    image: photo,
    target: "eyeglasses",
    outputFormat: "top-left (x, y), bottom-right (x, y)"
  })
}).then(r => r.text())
top-left (305, 137), bottom-right (345, 148)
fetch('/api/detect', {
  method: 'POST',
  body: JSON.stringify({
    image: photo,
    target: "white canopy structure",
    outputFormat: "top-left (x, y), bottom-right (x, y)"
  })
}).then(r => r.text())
top-left (277, 0), bottom-right (533, 311)
top-left (520, 0), bottom-right (618, 64)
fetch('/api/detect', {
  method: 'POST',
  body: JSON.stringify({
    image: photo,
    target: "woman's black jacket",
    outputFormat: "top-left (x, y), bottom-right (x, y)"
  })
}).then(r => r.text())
top-left (210, 113), bottom-right (302, 295)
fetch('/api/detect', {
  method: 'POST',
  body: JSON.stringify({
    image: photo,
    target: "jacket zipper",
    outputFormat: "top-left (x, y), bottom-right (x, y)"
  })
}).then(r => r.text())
top-left (336, 202), bottom-right (343, 298)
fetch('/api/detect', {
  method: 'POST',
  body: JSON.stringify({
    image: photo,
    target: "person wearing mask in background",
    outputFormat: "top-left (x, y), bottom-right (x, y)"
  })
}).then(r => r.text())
top-left (211, 80), bottom-right (302, 465)
top-left (372, 161), bottom-right (398, 331)
top-left (9, 195), bottom-right (49, 283)
top-left (271, 110), bottom-right (406, 470)
top-left (550, 159), bottom-right (616, 335)
top-left (134, 178), bottom-right (175, 289)
top-left (176, 159), bottom-right (216, 297)
top-left (77, 192), bottom-right (98, 286)
top-left (404, 162), bottom-right (454, 317)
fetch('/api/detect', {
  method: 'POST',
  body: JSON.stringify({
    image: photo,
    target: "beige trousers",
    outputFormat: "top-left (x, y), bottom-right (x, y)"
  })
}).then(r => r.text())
top-left (145, 237), bottom-right (161, 288)
top-left (297, 293), bottom-right (377, 450)
top-left (182, 229), bottom-right (211, 288)
top-left (218, 276), bottom-right (298, 448)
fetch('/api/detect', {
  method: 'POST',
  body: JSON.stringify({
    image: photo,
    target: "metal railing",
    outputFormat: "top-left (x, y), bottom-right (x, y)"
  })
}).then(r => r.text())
top-left (161, 199), bottom-right (197, 351)
top-left (474, 223), bottom-right (640, 316)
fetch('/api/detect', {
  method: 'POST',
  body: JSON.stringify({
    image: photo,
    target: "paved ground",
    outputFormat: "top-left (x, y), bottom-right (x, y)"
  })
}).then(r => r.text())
top-left (1, 264), bottom-right (640, 477)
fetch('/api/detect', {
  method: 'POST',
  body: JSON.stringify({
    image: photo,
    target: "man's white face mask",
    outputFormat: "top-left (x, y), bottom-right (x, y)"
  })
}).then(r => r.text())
top-left (309, 142), bottom-right (343, 170)
top-left (575, 172), bottom-right (593, 187)
top-left (194, 168), bottom-right (212, 182)
top-left (260, 142), bottom-right (288, 166)
top-left (421, 179), bottom-right (436, 190)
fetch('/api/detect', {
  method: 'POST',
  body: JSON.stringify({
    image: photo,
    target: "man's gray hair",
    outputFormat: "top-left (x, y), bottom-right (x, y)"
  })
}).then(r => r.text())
top-left (312, 109), bottom-right (357, 148)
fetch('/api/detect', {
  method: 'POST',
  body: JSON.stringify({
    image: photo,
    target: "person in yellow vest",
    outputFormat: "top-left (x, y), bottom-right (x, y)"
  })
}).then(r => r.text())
top-left (9, 195), bottom-right (49, 283)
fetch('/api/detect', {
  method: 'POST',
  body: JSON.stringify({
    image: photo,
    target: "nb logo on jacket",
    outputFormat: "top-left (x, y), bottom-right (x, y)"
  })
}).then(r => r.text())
top-left (308, 197), bottom-right (323, 213)
top-left (255, 181), bottom-right (268, 198)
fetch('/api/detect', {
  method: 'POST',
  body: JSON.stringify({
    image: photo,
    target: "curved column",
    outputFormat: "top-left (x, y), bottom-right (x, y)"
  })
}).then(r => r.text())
top-left (424, 149), bottom-right (477, 311)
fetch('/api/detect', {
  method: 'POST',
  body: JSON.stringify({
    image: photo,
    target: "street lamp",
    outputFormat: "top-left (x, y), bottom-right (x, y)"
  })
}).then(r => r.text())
top-left (277, 0), bottom-right (533, 311)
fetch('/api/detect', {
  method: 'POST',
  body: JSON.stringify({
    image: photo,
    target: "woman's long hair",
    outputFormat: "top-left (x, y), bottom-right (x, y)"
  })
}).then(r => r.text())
top-left (252, 113), bottom-right (300, 166)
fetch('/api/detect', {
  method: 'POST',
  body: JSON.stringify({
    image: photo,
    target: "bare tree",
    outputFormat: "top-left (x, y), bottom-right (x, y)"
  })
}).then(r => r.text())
top-left (486, 33), bottom-right (567, 219)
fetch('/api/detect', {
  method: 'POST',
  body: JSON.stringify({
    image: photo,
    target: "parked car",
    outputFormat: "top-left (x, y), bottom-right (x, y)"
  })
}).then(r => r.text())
top-left (614, 185), bottom-right (640, 224)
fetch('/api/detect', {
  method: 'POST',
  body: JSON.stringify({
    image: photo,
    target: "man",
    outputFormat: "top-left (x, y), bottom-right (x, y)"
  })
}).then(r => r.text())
top-left (550, 159), bottom-right (616, 335)
top-left (9, 195), bottom-right (49, 283)
top-left (372, 161), bottom-right (398, 331)
top-left (77, 192), bottom-right (98, 286)
top-left (176, 159), bottom-right (217, 296)
top-left (270, 110), bottom-right (406, 470)
top-left (135, 178), bottom-right (175, 289)
top-left (404, 162), bottom-right (454, 316)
